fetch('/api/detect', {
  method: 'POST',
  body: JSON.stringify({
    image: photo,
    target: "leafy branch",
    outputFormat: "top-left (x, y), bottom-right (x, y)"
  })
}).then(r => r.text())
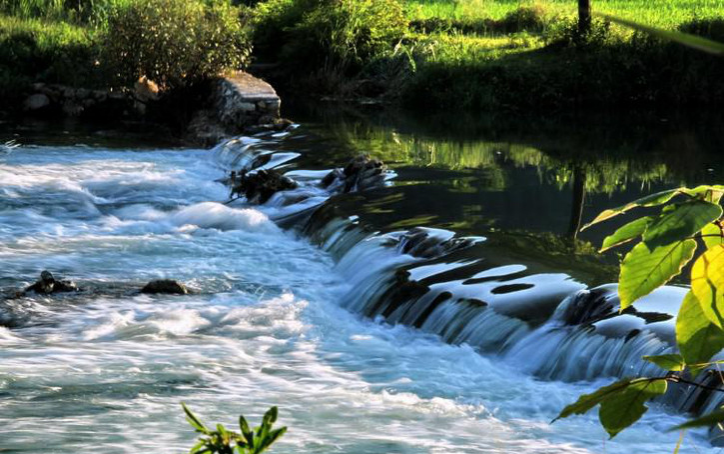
top-left (555, 185), bottom-right (724, 439)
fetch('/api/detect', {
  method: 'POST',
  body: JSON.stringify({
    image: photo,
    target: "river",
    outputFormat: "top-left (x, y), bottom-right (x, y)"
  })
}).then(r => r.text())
top-left (1, 109), bottom-right (720, 453)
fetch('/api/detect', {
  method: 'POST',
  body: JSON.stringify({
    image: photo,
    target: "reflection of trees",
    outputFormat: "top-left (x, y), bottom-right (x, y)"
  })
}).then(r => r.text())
top-left (325, 121), bottom-right (676, 196)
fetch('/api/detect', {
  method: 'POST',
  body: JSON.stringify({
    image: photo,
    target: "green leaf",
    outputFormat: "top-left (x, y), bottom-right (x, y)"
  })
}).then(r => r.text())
top-left (183, 403), bottom-right (210, 434)
top-left (642, 200), bottom-right (722, 247)
top-left (643, 354), bottom-right (685, 371)
top-left (554, 378), bottom-right (639, 421)
top-left (600, 216), bottom-right (653, 252)
top-left (683, 185), bottom-right (724, 203)
top-left (239, 415), bottom-right (255, 449)
top-left (673, 408), bottom-right (724, 430)
top-left (619, 239), bottom-right (697, 310)
top-left (263, 406), bottom-right (278, 426)
top-left (597, 13), bottom-right (724, 56)
top-left (702, 223), bottom-right (724, 250)
top-left (582, 188), bottom-right (682, 230)
top-left (691, 245), bottom-right (724, 328)
top-left (598, 378), bottom-right (668, 438)
top-left (256, 427), bottom-right (287, 454)
top-left (676, 290), bottom-right (724, 377)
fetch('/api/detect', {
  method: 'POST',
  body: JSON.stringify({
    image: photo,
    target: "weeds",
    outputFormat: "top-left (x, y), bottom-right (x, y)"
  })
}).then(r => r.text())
top-left (183, 404), bottom-right (287, 454)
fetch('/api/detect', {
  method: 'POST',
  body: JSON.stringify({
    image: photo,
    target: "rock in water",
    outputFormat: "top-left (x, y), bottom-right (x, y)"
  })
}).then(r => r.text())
top-left (24, 94), bottom-right (51, 111)
top-left (321, 155), bottom-right (387, 193)
top-left (24, 270), bottom-right (79, 295)
top-left (141, 279), bottom-right (189, 295)
top-left (231, 169), bottom-right (298, 204)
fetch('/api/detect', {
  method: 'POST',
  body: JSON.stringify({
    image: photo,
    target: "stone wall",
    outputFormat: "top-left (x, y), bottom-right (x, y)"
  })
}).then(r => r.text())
top-left (187, 72), bottom-right (288, 145)
top-left (215, 72), bottom-right (281, 128)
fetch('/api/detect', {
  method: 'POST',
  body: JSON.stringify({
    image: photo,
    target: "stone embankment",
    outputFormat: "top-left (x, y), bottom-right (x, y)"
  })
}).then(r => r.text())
top-left (188, 72), bottom-right (291, 145)
top-left (20, 72), bottom-right (289, 145)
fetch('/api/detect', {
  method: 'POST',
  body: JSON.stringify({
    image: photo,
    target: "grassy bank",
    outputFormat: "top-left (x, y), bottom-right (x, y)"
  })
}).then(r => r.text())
top-left (3, 0), bottom-right (724, 114)
top-left (0, 0), bottom-right (250, 113)
top-left (395, 0), bottom-right (724, 109)
top-left (0, 15), bottom-right (98, 103)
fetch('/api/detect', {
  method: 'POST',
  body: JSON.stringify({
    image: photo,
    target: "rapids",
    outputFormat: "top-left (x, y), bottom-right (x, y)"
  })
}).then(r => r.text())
top-left (0, 138), bottom-right (710, 453)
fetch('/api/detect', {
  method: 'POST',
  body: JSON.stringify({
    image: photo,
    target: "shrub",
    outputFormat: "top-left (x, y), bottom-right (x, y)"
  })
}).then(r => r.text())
top-left (288, 0), bottom-right (407, 68)
top-left (251, 0), bottom-right (306, 61)
top-left (252, 0), bottom-right (407, 70)
top-left (679, 17), bottom-right (724, 42)
top-left (103, 0), bottom-right (251, 90)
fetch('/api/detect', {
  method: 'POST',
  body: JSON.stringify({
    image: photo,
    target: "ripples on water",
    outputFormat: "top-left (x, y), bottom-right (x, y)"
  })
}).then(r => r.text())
top-left (0, 143), bottom-right (706, 453)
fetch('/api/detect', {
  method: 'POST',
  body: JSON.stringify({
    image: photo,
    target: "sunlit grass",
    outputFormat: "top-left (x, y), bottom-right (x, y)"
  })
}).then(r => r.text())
top-left (0, 14), bottom-right (92, 47)
top-left (406, 0), bottom-right (724, 29)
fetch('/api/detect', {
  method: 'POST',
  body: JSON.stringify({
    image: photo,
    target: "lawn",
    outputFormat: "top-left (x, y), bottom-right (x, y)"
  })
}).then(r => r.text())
top-left (405, 0), bottom-right (724, 29)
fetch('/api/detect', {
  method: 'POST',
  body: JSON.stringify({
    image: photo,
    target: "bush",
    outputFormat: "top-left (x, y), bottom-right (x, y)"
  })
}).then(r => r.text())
top-left (103, 0), bottom-right (252, 90)
top-left (679, 17), bottom-right (724, 42)
top-left (251, 0), bottom-right (305, 61)
top-left (292, 0), bottom-right (407, 67)
top-left (253, 0), bottom-right (407, 70)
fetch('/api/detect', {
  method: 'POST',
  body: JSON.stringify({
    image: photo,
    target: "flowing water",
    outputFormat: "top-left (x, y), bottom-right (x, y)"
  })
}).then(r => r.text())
top-left (1, 111), bottom-right (722, 453)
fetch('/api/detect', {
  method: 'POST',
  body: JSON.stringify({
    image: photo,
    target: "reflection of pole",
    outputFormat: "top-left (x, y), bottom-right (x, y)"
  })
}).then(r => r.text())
top-left (568, 166), bottom-right (586, 239)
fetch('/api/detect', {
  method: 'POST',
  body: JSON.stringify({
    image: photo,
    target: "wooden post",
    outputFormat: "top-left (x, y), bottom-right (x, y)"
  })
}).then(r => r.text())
top-left (578, 0), bottom-right (592, 34)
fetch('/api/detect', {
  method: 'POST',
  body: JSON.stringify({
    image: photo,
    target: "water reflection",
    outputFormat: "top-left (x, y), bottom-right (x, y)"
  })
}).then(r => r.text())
top-left (286, 104), bottom-right (724, 246)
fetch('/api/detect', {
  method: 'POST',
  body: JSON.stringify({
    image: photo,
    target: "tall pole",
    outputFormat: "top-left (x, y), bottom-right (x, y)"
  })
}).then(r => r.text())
top-left (578, 0), bottom-right (591, 34)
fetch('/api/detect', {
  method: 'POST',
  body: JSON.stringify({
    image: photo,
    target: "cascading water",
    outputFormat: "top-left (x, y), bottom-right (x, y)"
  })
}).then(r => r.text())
top-left (0, 131), bottom-right (715, 453)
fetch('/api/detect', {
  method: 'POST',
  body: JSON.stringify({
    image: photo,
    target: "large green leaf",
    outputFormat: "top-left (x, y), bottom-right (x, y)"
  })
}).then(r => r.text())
top-left (691, 245), bottom-right (724, 328)
top-left (683, 185), bottom-right (724, 203)
top-left (600, 216), bottom-right (652, 252)
top-left (702, 222), bottom-right (724, 250)
top-left (598, 13), bottom-right (724, 56)
top-left (675, 291), bottom-right (724, 376)
top-left (582, 188), bottom-right (682, 230)
top-left (673, 408), bottom-right (724, 430)
top-left (642, 200), bottom-right (722, 247)
top-left (619, 240), bottom-right (697, 309)
top-left (642, 354), bottom-right (684, 371)
top-left (598, 378), bottom-right (668, 438)
top-left (554, 379), bottom-right (639, 421)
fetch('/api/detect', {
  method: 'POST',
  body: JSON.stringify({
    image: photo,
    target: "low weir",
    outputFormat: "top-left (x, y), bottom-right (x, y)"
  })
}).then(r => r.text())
top-left (214, 131), bottom-right (724, 435)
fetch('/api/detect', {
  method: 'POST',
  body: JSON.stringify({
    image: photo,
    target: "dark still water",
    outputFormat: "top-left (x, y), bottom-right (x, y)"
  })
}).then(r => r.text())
top-left (1, 108), bottom-right (722, 453)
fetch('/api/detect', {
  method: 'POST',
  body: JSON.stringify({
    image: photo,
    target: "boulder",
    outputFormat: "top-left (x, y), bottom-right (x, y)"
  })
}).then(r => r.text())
top-left (24, 94), bottom-right (51, 111)
top-left (24, 270), bottom-right (79, 295)
top-left (321, 155), bottom-right (387, 193)
top-left (141, 279), bottom-right (189, 295)
top-left (230, 169), bottom-right (298, 204)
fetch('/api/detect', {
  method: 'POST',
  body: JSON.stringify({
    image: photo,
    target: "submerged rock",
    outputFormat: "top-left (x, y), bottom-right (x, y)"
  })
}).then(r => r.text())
top-left (321, 155), bottom-right (387, 193)
top-left (141, 279), bottom-right (189, 295)
top-left (24, 270), bottom-right (79, 295)
top-left (230, 169), bottom-right (298, 204)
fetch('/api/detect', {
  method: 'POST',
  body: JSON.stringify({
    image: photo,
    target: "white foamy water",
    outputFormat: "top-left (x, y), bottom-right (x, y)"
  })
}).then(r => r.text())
top-left (0, 145), bottom-right (707, 453)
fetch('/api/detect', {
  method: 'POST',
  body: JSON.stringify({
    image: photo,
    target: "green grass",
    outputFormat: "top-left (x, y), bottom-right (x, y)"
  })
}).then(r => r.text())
top-left (405, 0), bottom-right (724, 29)
top-left (0, 14), bottom-right (99, 101)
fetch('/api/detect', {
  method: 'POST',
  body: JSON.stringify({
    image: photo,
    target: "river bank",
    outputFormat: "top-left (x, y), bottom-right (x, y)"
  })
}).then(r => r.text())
top-left (4, 0), bottom-right (724, 122)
